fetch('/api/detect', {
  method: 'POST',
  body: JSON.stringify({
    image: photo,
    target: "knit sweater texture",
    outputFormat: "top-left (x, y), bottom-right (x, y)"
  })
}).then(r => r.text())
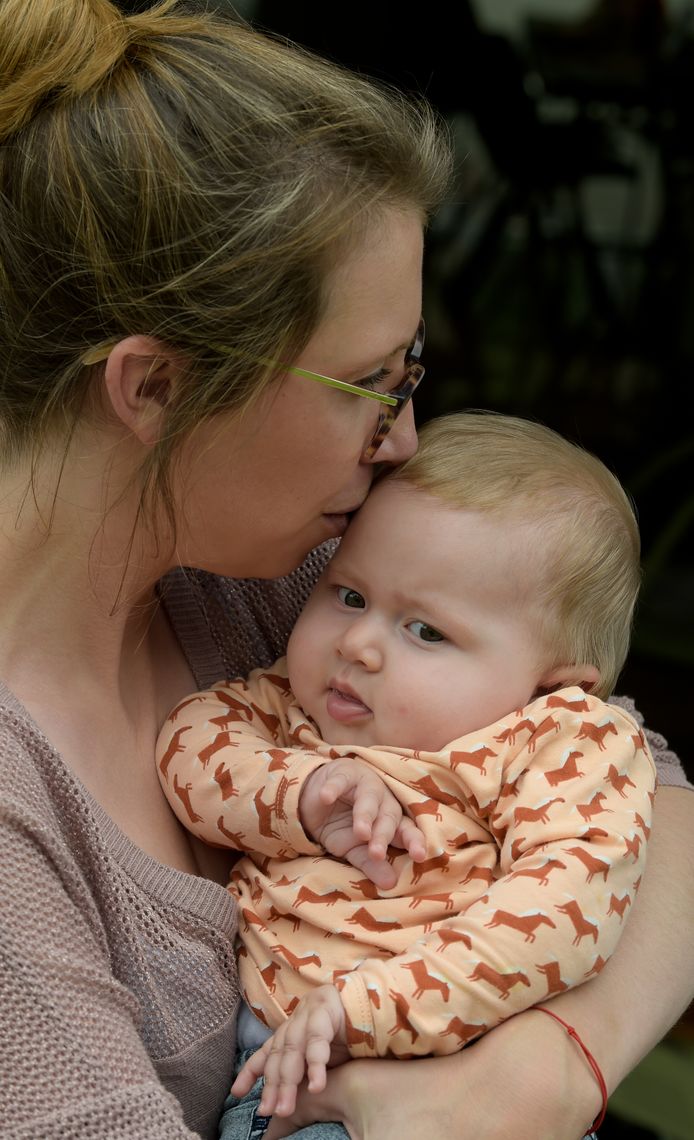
top-left (0, 549), bottom-right (690, 1138)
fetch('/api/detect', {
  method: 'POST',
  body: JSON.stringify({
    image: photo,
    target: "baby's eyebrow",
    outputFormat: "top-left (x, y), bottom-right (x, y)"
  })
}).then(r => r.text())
top-left (326, 560), bottom-right (361, 581)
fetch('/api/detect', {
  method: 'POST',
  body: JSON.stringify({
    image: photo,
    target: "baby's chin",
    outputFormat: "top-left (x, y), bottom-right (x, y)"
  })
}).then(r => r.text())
top-left (320, 717), bottom-right (447, 753)
top-left (317, 717), bottom-right (379, 749)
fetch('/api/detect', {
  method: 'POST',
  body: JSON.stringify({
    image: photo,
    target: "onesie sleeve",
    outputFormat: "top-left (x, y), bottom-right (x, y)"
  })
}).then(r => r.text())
top-left (610, 694), bottom-right (692, 791)
top-left (335, 694), bottom-right (657, 1058)
top-left (156, 659), bottom-right (325, 858)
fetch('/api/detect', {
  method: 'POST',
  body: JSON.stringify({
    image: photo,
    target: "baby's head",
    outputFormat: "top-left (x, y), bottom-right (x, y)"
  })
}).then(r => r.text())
top-left (287, 412), bottom-right (640, 750)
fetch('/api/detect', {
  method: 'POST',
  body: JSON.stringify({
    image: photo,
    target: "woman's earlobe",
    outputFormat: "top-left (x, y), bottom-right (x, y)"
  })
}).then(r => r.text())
top-left (102, 335), bottom-right (180, 446)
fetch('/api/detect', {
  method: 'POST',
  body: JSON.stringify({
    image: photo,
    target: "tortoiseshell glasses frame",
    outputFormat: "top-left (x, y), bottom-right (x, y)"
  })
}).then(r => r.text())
top-left (81, 318), bottom-right (425, 460)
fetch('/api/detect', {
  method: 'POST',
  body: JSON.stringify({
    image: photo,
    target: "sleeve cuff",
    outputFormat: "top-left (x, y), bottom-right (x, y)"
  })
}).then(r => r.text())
top-left (273, 751), bottom-right (328, 855)
top-left (335, 972), bottom-right (379, 1058)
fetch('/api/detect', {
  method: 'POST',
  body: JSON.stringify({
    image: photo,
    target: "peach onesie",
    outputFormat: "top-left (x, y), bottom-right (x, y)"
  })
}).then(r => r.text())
top-left (157, 657), bottom-right (656, 1059)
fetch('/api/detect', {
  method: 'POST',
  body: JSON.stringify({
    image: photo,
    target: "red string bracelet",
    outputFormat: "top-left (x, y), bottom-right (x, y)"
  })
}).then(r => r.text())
top-left (534, 1007), bottom-right (608, 1132)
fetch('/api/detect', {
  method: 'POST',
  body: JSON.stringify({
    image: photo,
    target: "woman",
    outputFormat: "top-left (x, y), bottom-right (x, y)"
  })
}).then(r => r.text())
top-left (0, 3), bottom-right (691, 1139)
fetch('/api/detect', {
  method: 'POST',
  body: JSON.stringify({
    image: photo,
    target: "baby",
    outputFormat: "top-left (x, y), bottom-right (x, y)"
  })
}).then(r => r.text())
top-left (157, 411), bottom-right (655, 1124)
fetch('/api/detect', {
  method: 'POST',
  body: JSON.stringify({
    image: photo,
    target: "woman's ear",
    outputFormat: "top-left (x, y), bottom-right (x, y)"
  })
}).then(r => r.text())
top-left (535, 663), bottom-right (601, 696)
top-left (102, 336), bottom-right (183, 446)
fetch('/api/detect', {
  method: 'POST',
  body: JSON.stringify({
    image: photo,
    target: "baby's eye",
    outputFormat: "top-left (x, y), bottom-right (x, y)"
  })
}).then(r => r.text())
top-left (408, 620), bottom-right (445, 643)
top-left (336, 586), bottom-right (365, 609)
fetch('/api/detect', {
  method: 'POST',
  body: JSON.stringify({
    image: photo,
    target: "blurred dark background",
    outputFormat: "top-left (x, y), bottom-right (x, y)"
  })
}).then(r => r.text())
top-left (241, 0), bottom-right (694, 787)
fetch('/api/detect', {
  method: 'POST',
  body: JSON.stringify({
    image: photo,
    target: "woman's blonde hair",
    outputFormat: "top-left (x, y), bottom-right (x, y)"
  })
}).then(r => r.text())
top-left (0, 0), bottom-right (451, 523)
top-left (392, 412), bottom-right (641, 698)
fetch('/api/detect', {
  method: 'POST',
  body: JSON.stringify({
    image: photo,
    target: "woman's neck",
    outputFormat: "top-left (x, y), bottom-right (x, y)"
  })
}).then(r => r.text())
top-left (0, 438), bottom-right (173, 710)
top-left (0, 453), bottom-right (209, 871)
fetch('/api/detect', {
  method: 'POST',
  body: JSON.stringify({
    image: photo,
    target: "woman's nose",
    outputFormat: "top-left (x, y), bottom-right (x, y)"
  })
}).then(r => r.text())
top-left (367, 401), bottom-right (418, 466)
top-left (337, 619), bottom-right (383, 671)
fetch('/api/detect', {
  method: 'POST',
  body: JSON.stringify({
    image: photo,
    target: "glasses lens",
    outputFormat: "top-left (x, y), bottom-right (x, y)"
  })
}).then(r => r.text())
top-left (363, 360), bottom-right (425, 458)
top-left (361, 318), bottom-right (425, 459)
top-left (409, 318), bottom-right (425, 364)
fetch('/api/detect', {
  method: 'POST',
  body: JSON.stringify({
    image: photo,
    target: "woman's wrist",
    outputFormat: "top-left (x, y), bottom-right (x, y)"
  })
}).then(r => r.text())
top-left (532, 1008), bottom-right (607, 1130)
top-left (467, 1008), bottom-right (604, 1139)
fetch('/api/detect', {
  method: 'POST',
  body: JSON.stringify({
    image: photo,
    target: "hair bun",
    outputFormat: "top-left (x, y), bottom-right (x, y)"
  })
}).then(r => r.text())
top-left (0, 0), bottom-right (175, 142)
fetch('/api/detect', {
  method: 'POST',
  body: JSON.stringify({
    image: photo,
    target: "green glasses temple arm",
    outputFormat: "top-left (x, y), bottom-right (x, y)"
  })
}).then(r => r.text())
top-left (81, 343), bottom-right (398, 407)
top-left (284, 365), bottom-right (398, 406)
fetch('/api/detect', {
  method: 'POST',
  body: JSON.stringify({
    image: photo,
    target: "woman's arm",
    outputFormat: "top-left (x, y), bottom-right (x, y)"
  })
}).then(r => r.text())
top-left (267, 784), bottom-right (694, 1140)
top-left (537, 784), bottom-right (694, 1086)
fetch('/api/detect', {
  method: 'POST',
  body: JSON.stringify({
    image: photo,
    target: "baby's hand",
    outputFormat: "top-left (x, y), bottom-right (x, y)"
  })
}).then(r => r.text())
top-left (299, 758), bottom-right (427, 888)
top-left (231, 985), bottom-right (349, 1118)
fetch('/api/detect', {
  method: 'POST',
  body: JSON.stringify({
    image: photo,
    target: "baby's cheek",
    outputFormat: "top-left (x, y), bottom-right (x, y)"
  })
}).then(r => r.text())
top-left (384, 701), bottom-right (437, 753)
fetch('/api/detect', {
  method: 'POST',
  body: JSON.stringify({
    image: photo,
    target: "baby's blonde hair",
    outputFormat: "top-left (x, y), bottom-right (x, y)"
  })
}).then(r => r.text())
top-left (392, 412), bottom-right (641, 698)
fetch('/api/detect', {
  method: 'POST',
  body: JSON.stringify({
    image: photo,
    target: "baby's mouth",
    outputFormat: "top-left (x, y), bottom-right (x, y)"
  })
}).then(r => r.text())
top-left (334, 686), bottom-right (367, 705)
top-left (326, 686), bottom-right (372, 722)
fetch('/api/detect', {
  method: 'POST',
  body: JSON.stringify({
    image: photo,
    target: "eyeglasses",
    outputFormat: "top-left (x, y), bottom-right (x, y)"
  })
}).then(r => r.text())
top-left (81, 318), bottom-right (425, 460)
top-left (275, 317), bottom-right (425, 458)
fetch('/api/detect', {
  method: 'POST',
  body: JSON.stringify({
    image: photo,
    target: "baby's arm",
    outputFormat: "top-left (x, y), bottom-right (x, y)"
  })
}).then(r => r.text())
top-left (156, 663), bottom-right (425, 880)
top-left (331, 697), bottom-right (657, 1058)
top-left (156, 667), bottom-right (325, 857)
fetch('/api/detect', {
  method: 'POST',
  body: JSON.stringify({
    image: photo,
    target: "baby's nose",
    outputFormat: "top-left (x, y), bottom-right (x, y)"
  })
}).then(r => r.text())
top-left (338, 621), bottom-right (383, 671)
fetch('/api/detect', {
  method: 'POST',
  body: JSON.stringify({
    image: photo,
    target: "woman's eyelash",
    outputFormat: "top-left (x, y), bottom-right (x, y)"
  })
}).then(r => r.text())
top-left (357, 367), bottom-right (392, 392)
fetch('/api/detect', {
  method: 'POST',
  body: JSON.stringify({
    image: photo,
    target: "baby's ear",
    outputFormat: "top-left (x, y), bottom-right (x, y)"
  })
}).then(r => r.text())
top-left (535, 663), bottom-right (601, 696)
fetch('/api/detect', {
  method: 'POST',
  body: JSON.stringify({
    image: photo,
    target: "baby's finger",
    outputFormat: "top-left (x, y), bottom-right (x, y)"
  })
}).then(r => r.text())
top-left (305, 1033), bottom-right (332, 1094)
top-left (318, 767), bottom-right (352, 806)
top-left (229, 1066), bottom-right (256, 1098)
top-left (256, 1067), bottom-right (284, 1118)
top-left (351, 781), bottom-right (391, 845)
top-left (254, 1036), bottom-right (290, 1116)
top-left (230, 1041), bottom-right (271, 1096)
top-left (259, 1045), bottom-right (306, 1118)
top-left (368, 797), bottom-right (402, 858)
top-left (346, 843), bottom-right (398, 888)
top-left (393, 816), bottom-right (428, 861)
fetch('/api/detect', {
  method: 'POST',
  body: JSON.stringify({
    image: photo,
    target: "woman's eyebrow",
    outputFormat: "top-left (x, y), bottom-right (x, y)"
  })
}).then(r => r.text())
top-left (346, 334), bottom-right (415, 377)
top-left (389, 326), bottom-right (420, 356)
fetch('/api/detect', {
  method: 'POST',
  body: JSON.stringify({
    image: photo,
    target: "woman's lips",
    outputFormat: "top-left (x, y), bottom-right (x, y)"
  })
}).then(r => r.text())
top-left (321, 513), bottom-right (351, 538)
top-left (322, 495), bottom-right (369, 537)
top-left (326, 685), bottom-right (372, 723)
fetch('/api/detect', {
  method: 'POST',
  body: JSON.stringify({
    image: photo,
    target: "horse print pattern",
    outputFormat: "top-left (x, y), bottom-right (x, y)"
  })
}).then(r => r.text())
top-left (157, 658), bottom-right (656, 1059)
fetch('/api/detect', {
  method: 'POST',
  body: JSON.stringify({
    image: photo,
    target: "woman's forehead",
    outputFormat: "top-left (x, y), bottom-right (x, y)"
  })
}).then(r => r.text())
top-left (309, 209), bottom-right (424, 364)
